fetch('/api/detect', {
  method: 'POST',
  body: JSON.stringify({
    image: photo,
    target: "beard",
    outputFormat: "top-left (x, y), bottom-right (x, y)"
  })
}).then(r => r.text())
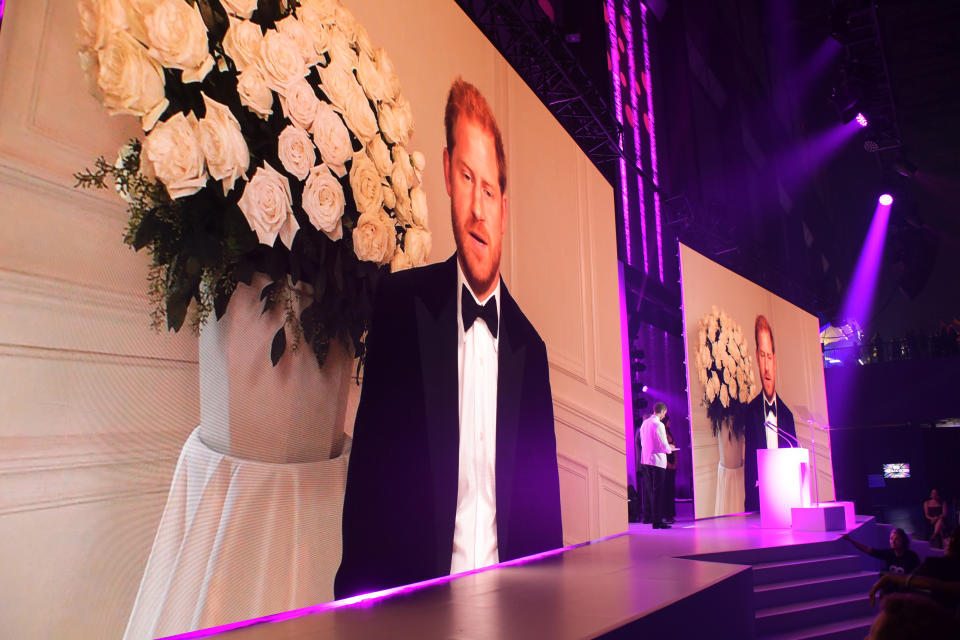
top-left (452, 209), bottom-right (501, 297)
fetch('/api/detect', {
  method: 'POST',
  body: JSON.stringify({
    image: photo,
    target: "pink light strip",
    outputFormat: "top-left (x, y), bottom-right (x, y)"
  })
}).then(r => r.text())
top-left (160, 532), bottom-right (628, 639)
top-left (606, 0), bottom-right (630, 266)
top-left (623, 1), bottom-right (649, 274)
top-left (640, 2), bottom-right (664, 282)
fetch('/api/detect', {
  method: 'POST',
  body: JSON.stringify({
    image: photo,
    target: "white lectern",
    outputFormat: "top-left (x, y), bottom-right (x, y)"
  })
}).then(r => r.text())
top-left (758, 448), bottom-right (813, 528)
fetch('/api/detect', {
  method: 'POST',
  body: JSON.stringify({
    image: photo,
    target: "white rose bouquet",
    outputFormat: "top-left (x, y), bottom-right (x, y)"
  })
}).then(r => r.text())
top-left (74, 0), bottom-right (430, 368)
top-left (694, 306), bottom-right (757, 437)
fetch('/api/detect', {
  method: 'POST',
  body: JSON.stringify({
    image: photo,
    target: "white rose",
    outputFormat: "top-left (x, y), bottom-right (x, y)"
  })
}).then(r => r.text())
top-left (341, 84), bottom-right (379, 142)
top-left (378, 96), bottom-right (414, 146)
top-left (237, 65), bottom-right (274, 119)
top-left (299, 0), bottom-right (339, 22)
top-left (353, 23), bottom-right (375, 60)
top-left (393, 191), bottom-right (412, 225)
top-left (391, 163), bottom-right (411, 222)
top-left (392, 145), bottom-right (415, 186)
top-left (222, 15), bottom-right (262, 73)
top-left (277, 124), bottom-right (315, 181)
top-left (258, 29), bottom-right (308, 96)
top-left (697, 366), bottom-right (708, 388)
top-left (410, 186), bottom-right (428, 228)
top-left (276, 15), bottom-right (321, 67)
top-left (296, 5), bottom-right (332, 57)
top-left (374, 47), bottom-right (402, 101)
top-left (719, 385), bottom-right (730, 408)
top-left (411, 150), bottom-right (426, 185)
top-left (95, 30), bottom-right (169, 131)
top-left (381, 183), bottom-right (396, 209)
top-left (727, 377), bottom-right (738, 401)
top-left (302, 163), bottom-right (345, 241)
top-left (352, 211), bottom-right (395, 265)
top-left (280, 78), bottom-right (321, 130)
top-left (237, 162), bottom-right (300, 249)
top-left (333, 5), bottom-right (361, 42)
top-left (220, 0), bottom-right (258, 19)
top-left (77, 0), bottom-right (127, 51)
top-left (198, 93), bottom-right (249, 194)
top-left (390, 248), bottom-right (412, 273)
top-left (326, 25), bottom-right (359, 71)
top-left (144, 112), bottom-right (208, 199)
top-left (366, 135), bottom-right (393, 176)
top-left (143, 0), bottom-right (213, 83)
top-left (356, 51), bottom-right (390, 103)
top-left (318, 59), bottom-right (358, 111)
top-left (311, 102), bottom-right (352, 177)
top-left (404, 227), bottom-right (431, 266)
top-left (349, 153), bottom-right (384, 215)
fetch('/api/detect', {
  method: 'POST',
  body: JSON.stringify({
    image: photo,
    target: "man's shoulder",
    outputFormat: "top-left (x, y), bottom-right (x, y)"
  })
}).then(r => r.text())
top-left (500, 283), bottom-right (546, 352)
top-left (375, 257), bottom-right (456, 311)
top-left (776, 394), bottom-right (795, 420)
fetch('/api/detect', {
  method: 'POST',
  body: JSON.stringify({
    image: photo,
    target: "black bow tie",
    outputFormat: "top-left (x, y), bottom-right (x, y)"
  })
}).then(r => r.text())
top-left (461, 285), bottom-right (498, 338)
top-left (764, 399), bottom-right (777, 417)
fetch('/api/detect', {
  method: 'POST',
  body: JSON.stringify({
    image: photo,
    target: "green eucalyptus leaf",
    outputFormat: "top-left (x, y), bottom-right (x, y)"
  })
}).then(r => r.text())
top-left (271, 325), bottom-right (286, 366)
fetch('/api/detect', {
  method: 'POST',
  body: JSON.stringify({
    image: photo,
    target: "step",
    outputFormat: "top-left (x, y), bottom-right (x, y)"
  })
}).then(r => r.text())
top-left (684, 539), bottom-right (846, 567)
top-left (755, 593), bottom-right (874, 637)
top-left (760, 614), bottom-right (876, 640)
top-left (753, 570), bottom-right (879, 609)
top-left (752, 554), bottom-right (862, 586)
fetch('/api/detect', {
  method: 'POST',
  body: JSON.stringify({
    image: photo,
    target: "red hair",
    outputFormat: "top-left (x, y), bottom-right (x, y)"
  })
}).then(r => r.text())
top-left (444, 78), bottom-right (507, 193)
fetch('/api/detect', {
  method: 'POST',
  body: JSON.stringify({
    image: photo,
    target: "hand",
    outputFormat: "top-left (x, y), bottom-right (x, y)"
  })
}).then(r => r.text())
top-left (869, 575), bottom-right (903, 607)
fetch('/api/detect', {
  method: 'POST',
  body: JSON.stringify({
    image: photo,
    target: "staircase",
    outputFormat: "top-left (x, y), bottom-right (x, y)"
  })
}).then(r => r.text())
top-left (684, 537), bottom-right (880, 640)
top-left (751, 545), bottom-right (877, 639)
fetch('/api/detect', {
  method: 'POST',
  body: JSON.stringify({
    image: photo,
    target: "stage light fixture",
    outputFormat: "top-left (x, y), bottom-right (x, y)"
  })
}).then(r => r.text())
top-left (894, 157), bottom-right (918, 179)
top-left (855, 112), bottom-right (868, 128)
top-left (879, 193), bottom-right (893, 206)
top-left (863, 136), bottom-right (879, 153)
top-left (641, 385), bottom-right (648, 393)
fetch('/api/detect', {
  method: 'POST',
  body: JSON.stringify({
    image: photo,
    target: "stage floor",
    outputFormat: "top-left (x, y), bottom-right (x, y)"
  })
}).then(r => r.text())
top-left (170, 514), bottom-right (867, 640)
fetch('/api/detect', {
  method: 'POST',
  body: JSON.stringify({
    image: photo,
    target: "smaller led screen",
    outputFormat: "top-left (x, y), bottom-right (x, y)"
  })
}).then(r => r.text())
top-left (883, 463), bottom-right (911, 479)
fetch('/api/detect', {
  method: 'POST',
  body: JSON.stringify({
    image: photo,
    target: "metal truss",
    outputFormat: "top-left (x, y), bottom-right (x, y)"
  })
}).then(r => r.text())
top-left (454, 0), bottom-right (622, 185)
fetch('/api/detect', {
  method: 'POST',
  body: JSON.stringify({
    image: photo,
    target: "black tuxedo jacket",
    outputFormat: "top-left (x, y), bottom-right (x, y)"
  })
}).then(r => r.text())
top-left (334, 255), bottom-right (563, 599)
top-left (742, 393), bottom-right (796, 512)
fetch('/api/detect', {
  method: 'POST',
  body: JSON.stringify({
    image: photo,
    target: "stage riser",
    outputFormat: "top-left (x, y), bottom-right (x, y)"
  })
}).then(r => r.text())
top-left (681, 540), bottom-right (846, 566)
top-left (752, 555), bottom-right (861, 586)
top-left (756, 595), bottom-right (873, 637)
top-left (600, 568), bottom-right (755, 639)
top-left (754, 572), bottom-right (879, 610)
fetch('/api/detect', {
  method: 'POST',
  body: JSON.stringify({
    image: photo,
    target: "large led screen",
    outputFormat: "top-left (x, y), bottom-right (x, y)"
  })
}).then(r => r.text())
top-left (679, 244), bottom-right (835, 519)
top-left (0, 1), bottom-right (626, 638)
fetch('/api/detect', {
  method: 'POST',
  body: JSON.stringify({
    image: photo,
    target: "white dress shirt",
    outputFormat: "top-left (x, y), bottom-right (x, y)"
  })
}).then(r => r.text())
top-left (639, 414), bottom-right (671, 469)
top-left (763, 394), bottom-right (779, 450)
top-left (450, 262), bottom-right (501, 574)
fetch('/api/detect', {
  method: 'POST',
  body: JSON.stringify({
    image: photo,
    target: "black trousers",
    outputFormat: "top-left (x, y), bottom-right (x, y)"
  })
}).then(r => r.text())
top-left (665, 467), bottom-right (677, 520)
top-left (641, 464), bottom-right (665, 525)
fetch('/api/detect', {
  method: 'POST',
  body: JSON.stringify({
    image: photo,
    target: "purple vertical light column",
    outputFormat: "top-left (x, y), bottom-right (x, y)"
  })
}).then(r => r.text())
top-left (622, 1), bottom-right (649, 273)
top-left (640, 2), bottom-right (664, 282)
top-left (839, 196), bottom-right (894, 327)
top-left (606, 0), bottom-right (631, 266)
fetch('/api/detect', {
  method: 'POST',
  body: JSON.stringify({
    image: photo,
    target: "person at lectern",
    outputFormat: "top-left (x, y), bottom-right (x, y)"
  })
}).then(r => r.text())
top-left (639, 403), bottom-right (674, 529)
top-left (743, 315), bottom-right (797, 512)
top-left (334, 79), bottom-right (563, 599)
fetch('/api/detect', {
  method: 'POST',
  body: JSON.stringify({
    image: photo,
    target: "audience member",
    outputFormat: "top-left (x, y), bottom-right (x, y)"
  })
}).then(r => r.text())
top-left (865, 592), bottom-right (960, 640)
top-left (924, 489), bottom-right (947, 548)
top-left (842, 528), bottom-right (921, 574)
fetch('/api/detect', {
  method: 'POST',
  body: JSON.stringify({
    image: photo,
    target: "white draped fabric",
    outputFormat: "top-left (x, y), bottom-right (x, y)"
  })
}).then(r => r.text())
top-left (123, 427), bottom-right (350, 640)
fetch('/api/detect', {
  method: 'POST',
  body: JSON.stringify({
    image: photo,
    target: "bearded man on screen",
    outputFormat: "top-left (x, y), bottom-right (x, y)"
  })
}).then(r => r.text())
top-left (743, 314), bottom-right (797, 512)
top-left (334, 78), bottom-right (562, 599)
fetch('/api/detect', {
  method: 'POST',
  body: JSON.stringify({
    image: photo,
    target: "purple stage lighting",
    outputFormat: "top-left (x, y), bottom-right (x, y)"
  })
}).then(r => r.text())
top-left (855, 112), bottom-right (868, 128)
top-left (840, 196), bottom-right (893, 327)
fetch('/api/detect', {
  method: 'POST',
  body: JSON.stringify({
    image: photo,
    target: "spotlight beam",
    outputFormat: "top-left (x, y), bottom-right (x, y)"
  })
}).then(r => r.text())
top-left (840, 196), bottom-right (894, 328)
